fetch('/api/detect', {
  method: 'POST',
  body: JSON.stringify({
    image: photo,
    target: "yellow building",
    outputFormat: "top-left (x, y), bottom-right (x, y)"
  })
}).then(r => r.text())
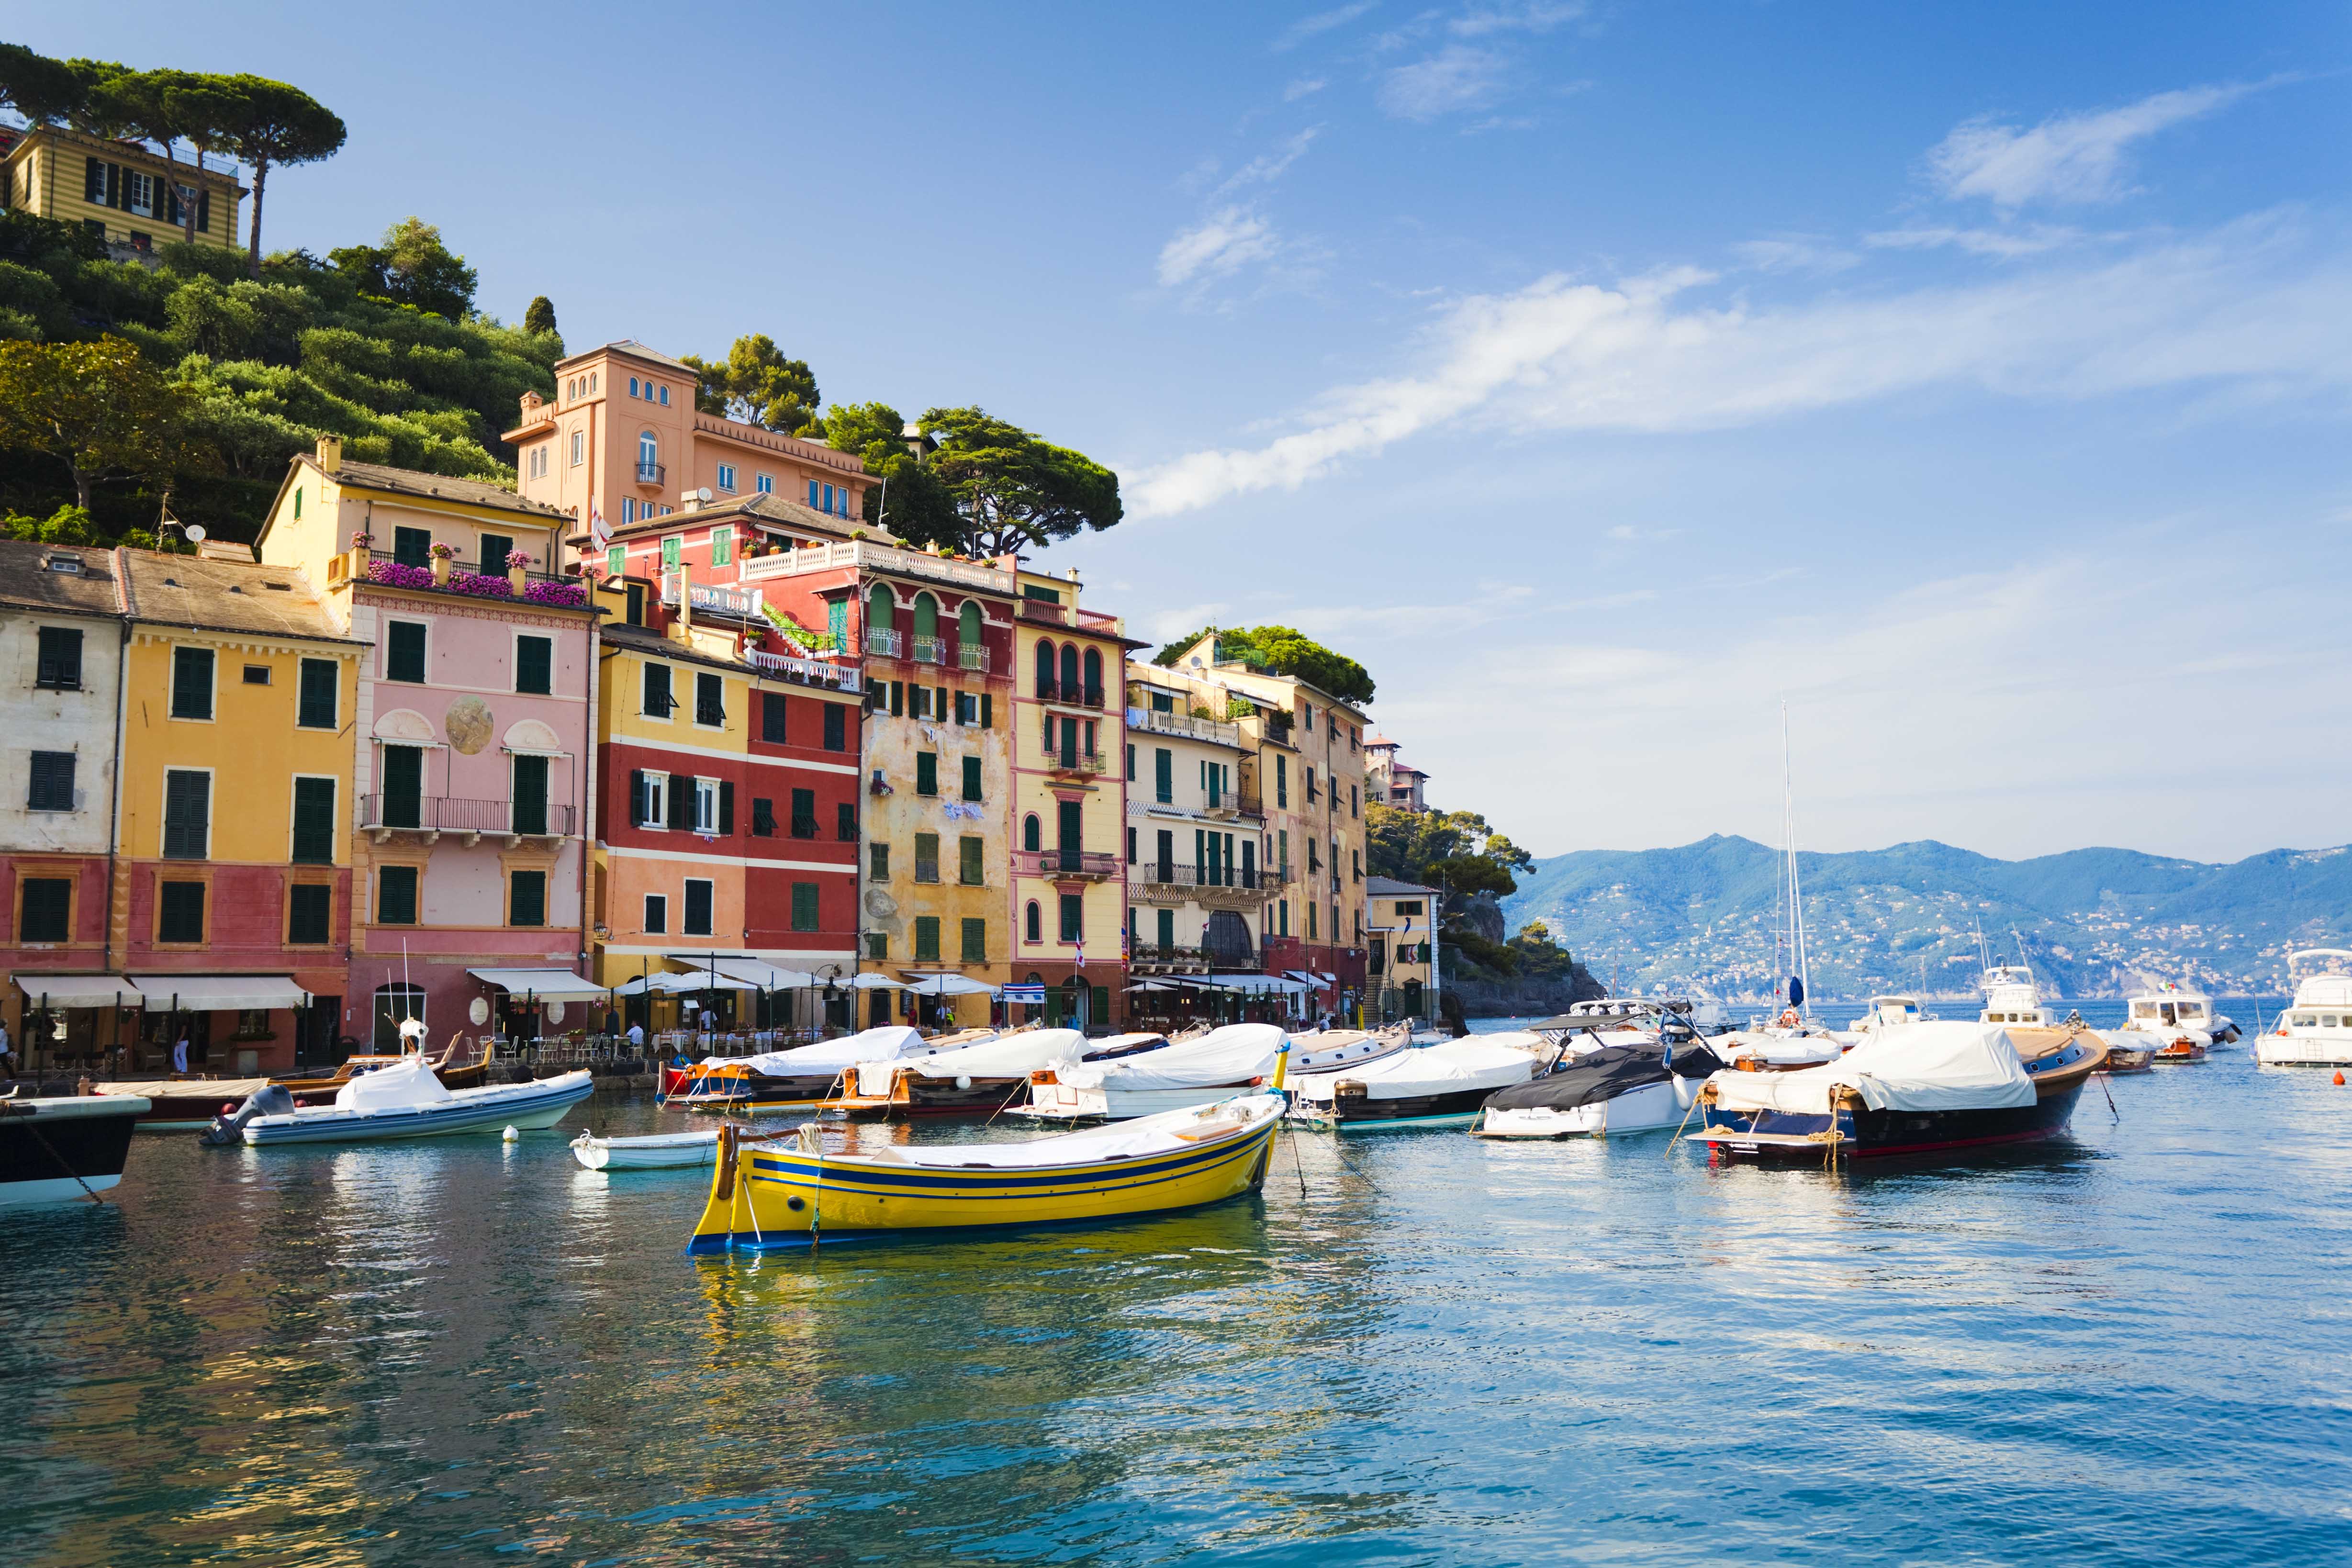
top-left (116, 549), bottom-right (365, 1073)
top-left (1366, 877), bottom-right (1440, 1025)
top-left (2, 125), bottom-right (245, 254)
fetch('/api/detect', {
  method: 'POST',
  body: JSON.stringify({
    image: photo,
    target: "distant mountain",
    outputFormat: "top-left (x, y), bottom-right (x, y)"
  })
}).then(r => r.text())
top-left (1499, 835), bottom-right (2352, 1000)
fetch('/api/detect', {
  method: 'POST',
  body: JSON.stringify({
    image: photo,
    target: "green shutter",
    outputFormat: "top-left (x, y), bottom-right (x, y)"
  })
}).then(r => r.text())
top-left (288, 883), bottom-right (331, 944)
top-left (915, 916), bottom-right (940, 961)
top-left (916, 752), bottom-right (938, 795)
top-left (516, 637), bottom-right (553, 695)
top-left (792, 881), bottom-right (819, 932)
top-left (962, 755), bottom-right (982, 801)
top-left (960, 836), bottom-right (984, 885)
top-left (291, 777), bottom-right (336, 863)
top-left (171, 647), bottom-right (213, 718)
top-left (298, 659), bottom-right (339, 728)
top-left (379, 866), bottom-right (417, 925)
top-left (961, 918), bottom-right (986, 962)
top-left (511, 871), bottom-right (546, 927)
top-left (163, 771), bottom-right (211, 859)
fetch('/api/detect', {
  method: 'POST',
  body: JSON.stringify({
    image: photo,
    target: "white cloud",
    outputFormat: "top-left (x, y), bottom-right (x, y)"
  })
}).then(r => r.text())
top-left (1863, 224), bottom-right (2085, 259)
top-left (1378, 45), bottom-right (1508, 120)
top-left (1273, 2), bottom-right (1378, 52)
top-left (1155, 208), bottom-right (1279, 287)
top-left (1732, 236), bottom-right (1862, 274)
top-left (1284, 77), bottom-right (1328, 101)
top-left (1130, 213), bottom-right (2350, 516)
top-left (1214, 127), bottom-right (1322, 197)
top-left (1449, 1), bottom-right (1585, 36)
top-left (1926, 82), bottom-right (2256, 207)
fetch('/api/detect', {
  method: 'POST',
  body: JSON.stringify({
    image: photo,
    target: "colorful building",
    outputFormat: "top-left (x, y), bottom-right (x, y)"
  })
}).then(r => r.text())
top-left (1009, 566), bottom-right (1132, 1031)
top-left (1, 540), bottom-right (132, 1072)
top-left (253, 439), bottom-right (603, 1053)
top-left (1366, 876), bottom-right (1440, 1025)
top-left (1366, 733), bottom-right (1431, 813)
top-left (0, 124), bottom-right (246, 255)
top-left (113, 549), bottom-right (365, 1074)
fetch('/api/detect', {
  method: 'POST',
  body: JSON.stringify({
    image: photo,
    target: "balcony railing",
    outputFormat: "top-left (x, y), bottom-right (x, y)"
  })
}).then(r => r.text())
top-left (738, 537), bottom-right (1014, 595)
top-left (361, 795), bottom-right (575, 837)
top-left (866, 628), bottom-right (905, 658)
top-left (744, 647), bottom-right (862, 693)
top-left (1128, 862), bottom-right (1283, 893)
top-left (1017, 598), bottom-right (1069, 625)
top-left (659, 573), bottom-right (763, 622)
top-left (1017, 849), bottom-right (1120, 880)
top-left (911, 635), bottom-right (948, 665)
top-left (1033, 679), bottom-right (1105, 709)
top-left (1202, 788), bottom-right (1263, 819)
top-left (636, 461), bottom-right (665, 484)
top-left (1043, 750), bottom-right (1108, 777)
top-left (958, 642), bottom-right (990, 672)
top-left (1126, 707), bottom-right (1242, 747)
top-left (1129, 942), bottom-right (1207, 967)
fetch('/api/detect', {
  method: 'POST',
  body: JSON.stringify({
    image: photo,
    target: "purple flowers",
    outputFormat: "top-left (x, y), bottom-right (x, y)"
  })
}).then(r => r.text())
top-left (445, 571), bottom-right (514, 598)
top-left (524, 581), bottom-right (587, 607)
top-left (366, 560), bottom-right (434, 589)
top-left (361, 559), bottom-right (584, 607)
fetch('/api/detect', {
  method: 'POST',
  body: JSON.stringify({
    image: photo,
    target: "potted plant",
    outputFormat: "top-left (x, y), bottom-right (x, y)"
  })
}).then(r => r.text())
top-left (429, 540), bottom-right (456, 585)
top-left (343, 531), bottom-right (373, 583)
top-left (505, 548), bottom-right (534, 593)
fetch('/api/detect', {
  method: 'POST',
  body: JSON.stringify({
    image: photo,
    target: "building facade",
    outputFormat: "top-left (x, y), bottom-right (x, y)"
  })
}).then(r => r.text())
top-left (254, 441), bottom-right (600, 1053)
top-left (0, 124), bottom-right (245, 255)
top-left (1365, 733), bottom-right (1431, 813)
top-left (1366, 876), bottom-right (1440, 1025)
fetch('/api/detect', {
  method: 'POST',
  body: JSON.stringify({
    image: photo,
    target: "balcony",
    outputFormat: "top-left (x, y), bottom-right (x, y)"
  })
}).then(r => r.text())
top-left (911, 635), bottom-right (948, 665)
top-left (1126, 706), bottom-right (1241, 748)
top-left (738, 537), bottom-right (1015, 596)
top-left (744, 647), bottom-right (862, 693)
top-left (1202, 788), bottom-right (1263, 820)
top-left (1130, 942), bottom-right (1207, 971)
top-left (661, 574), bottom-right (762, 622)
top-left (635, 461), bottom-right (665, 485)
top-left (958, 642), bottom-right (990, 672)
top-left (866, 628), bottom-right (905, 658)
top-left (1017, 849), bottom-right (1120, 881)
top-left (1017, 597), bottom-right (1069, 626)
top-left (1043, 750), bottom-right (1108, 779)
top-left (1128, 862), bottom-right (1283, 909)
top-left (361, 795), bottom-right (575, 843)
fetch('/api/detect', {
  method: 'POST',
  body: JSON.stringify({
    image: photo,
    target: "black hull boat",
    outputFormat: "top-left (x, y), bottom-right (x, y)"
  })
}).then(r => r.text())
top-left (1289, 1035), bottom-right (1550, 1130)
top-left (0, 1095), bottom-right (148, 1205)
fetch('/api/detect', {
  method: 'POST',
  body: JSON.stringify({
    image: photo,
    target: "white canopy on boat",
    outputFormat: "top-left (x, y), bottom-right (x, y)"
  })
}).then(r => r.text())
top-left (131, 974), bottom-right (308, 1010)
top-left (467, 968), bottom-right (609, 1002)
top-left (1054, 1022), bottom-right (1285, 1091)
top-left (737, 1025), bottom-right (932, 1076)
top-left (856, 1029), bottom-right (1088, 1095)
top-left (13, 973), bottom-right (143, 1008)
top-left (1292, 1037), bottom-right (1537, 1101)
top-left (1708, 1021), bottom-right (2036, 1114)
top-left (334, 1053), bottom-right (453, 1111)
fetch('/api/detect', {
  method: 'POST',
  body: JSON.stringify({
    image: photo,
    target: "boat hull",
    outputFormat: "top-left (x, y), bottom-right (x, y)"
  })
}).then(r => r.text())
top-left (573, 1130), bottom-right (720, 1170)
top-left (1020, 1081), bottom-right (1263, 1121)
top-left (2255, 1032), bottom-right (2352, 1067)
top-left (242, 1072), bottom-right (594, 1145)
top-left (1475, 1078), bottom-right (1692, 1139)
top-left (1699, 1078), bottom-right (2088, 1161)
top-left (690, 1111), bottom-right (1279, 1252)
top-left (1294, 1083), bottom-right (1502, 1131)
top-left (0, 1098), bottom-right (146, 1205)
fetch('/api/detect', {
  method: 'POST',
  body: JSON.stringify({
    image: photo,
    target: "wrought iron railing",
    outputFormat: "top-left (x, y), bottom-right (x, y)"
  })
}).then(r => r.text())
top-left (867, 628), bottom-right (905, 658)
top-left (1015, 849), bottom-right (1120, 878)
top-left (360, 795), bottom-right (575, 835)
top-left (911, 635), bottom-right (948, 664)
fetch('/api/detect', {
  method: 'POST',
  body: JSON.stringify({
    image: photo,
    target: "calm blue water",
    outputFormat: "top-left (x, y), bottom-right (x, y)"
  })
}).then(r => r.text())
top-left (4, 1015), bottom-right (2348, 1565)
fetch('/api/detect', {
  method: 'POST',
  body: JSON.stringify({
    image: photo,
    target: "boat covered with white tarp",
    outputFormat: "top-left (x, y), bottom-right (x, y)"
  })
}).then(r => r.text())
top-left (1021, 1023), bottom-right (1394, 1120)
top-left (1290, 1036), bottom-right (1556, 1130)
top-left (670, 1026), bottom-right (942, 1112)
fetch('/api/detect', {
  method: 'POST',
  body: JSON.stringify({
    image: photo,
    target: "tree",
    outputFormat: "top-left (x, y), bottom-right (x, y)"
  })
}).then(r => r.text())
top-left (328, 217), bottom-right (477, 320)
top-left (0, 336), bottom-right (210, 509)
top-left (822, 399), bottom-right (963, 546)
top-left (213, 76), bottom-right (345, 279)
top-left (684, 335), bottom-right (820, 433)
top-left (918, 406), bottom-right (1121, 558)
top-left (0, 43), bottom-right (87, 124)
top-left (92, 69), bottom-right (206, 241)
top-left (523, 295), bottom-right (558, 336)
top-left (161, 74), bottom-right (243, 246)
top-left (1151, 623), bottom-right (1376, 706)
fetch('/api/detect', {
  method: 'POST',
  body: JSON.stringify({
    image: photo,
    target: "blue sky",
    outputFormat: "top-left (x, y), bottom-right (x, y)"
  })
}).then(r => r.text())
top-left (34, 2), bottom-right (2352, 863)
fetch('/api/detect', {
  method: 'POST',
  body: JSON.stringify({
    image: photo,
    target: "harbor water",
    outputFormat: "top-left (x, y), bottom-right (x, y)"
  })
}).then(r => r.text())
top-left (5, 1010), bottom-right (2349, 1565)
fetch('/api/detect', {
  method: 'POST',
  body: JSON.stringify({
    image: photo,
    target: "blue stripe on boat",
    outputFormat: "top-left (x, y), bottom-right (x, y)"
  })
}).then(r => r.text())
top-left (743, 1130), bottom-right (1255, 1192)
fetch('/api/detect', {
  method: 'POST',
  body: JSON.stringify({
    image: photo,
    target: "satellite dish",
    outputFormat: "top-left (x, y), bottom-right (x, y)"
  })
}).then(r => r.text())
top-left (184, 525), bottom-right (207, 543)
top-left (697, 487), bottom-right (714, 503)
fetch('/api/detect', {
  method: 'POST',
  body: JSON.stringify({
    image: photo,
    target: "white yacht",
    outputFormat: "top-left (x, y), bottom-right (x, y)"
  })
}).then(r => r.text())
top-left (2256, 950), bottom-right (2352, 1067)
top-left (1978, 964), bottom-right (2056, 1027)
top-left (2115, 984), bottom-right (2234, 1064)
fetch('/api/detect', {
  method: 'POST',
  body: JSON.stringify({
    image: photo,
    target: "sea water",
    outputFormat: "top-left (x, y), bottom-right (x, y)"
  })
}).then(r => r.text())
top-left (2, 1018), bottom-right (2346, 1565)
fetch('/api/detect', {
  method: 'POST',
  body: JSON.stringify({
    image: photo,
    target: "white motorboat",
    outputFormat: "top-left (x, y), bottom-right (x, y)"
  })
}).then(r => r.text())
top-left (1979, 963), bottom-right (2057, 1027)
top-left (2257, 950), bottom-right (2352, 1066)
top-left (1289, 1036), bottom-right (1555, 1130)
top-left (668, 1025), bottom-right (943, 1113)
top-left (226, 1055), bottom-right (593, 1145)
top-left (1021, 1023), bottom-right (1406, 1121)
top-left (572, 1128), bottom-right (721, 1170)
top-left (846, 1029), bottom-right (1148, 1117)
top-left (2114, 984), bottom-right (2232, 1063)
top-left (0, 1093), bottom-right (148, 1205)
top-left (1475, 1040), bottom-right (1728, 1139)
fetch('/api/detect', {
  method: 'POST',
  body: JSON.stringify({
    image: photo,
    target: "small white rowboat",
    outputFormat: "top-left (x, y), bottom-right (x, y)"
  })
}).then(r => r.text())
top-left (572, 1128), bottom-right (723, 1170)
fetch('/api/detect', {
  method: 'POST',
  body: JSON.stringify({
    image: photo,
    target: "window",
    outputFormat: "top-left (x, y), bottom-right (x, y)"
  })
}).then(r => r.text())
top-left (661, 535), bottom-right (682, 570)
top-left (170, 647), bottom-right (214, 719)
top-left (790, 787), bottom-right (818, 838)
top-left (915, 752), bottom-right (939, 795)
top-left (298, 659), bottom-right (338, 728)
top-left (1306, 765), bottom-right (1317, 802)
top-left (751, 796), bottom-right (776, 836)
top-left (28, 750), bottom-right (75, 811)
top-left (126, 169), bottom-right (155, 216)
top-left (629, 376), bottom-right (639, 398)
top-left (622, 498), bottom-right (638, 525)
top-left (1307, 902), bottom-right (1317, 940)
top-left (480, 533), bottom-right (515, 576)
top-left (515, 636), bottom-right (553, 695)
top-left (20, 877), bottom-right (72, 942)
top-left (379, 745), bottom-right (424, 829)
top-left (1126, 743), bottom-right (1135, 782)
top-left (641, 662), bottom-right (673, 717)
top-left (378, 866), bottom-right (418, 925)
top-left (792, 882), bottom-right (821, 933)
top-left (716, 465), bottom-right (737, 494)
top-left (638, 431), bottom-right (659, 476)
top-left (683, 878), bottom-right (713, 936)
top-left (1025, 901), bottom-right (1041, 942)
top-left (288, 883), bottom-right (331, 945)
top-left (823, 703), bottom-right (846, 752)
top-left (511, 754), bottom-right (549, 835)
top-left (35, 627), bottom-right (82, 690)
top-left (1059, 894), bottom-right (1083, 943)
top-left (1279, 899), bottom-right (1289, 937)
top-left (866, 932), bottom-right (888, 960)
top-left (628, 769), bottom-right (665, 829)
top-left (1127, 826), bottom-right (1137, 864)
top-left (386, 622), bottom-right (426, 683)
top-left (1352, 848), bottom-right (1362, 881)
top-left (393, 526), bottom-right (432, 567)
top-left (162, 770), bottom-right (210, 859)
top-left (1023, 814), bottom-right (1041, 852)
top-left (914, 832), bottom-right (940, 883)
top-left (694, 778), bottom-right (719, 834)
top-left (837, 801), bottom-right (858, 841)
top-left (711, 525), bottom-right (734, 566)
top-left (913, 917), bottom-right (941, 962)
top-left (961, 755), bottom-right (983, 801)
top-left (1351, 784), bottom-right (1359, 818)
top-left (1154, 748), bottom-right (1173, 804)
top-left (694, 672), bottom-right (725, 726)
top-left (291, 777), bottom-right (336, 863)
top-left (640, 893), bottom-right (668, 934)
top-left (570, 431), bottom-right (584, 467)
top-left (961, 918), bottom-right (986, 963)
top-left (1394, 900), bottom-right (1424, 917)
top-left (658, 385), bottom-right (669, 406)
top-left (762, 691), bottom-right (789, 743)
top-left (869, 841), bottom-right (890, 880)
top-left (626, 581), bottom-right (646, 626)
top-left (808, 480), bottom-right (821, 508)
top-left (510, 871), bottom-right (547, 928)
top-left (756, 473), bottom-right (773, 494)
top-left (960, 835), bottom-right (985, 886)
top-left (157, 881), bottom-right (205, 943)
top-left (606, 544), bottom-right (626, 578)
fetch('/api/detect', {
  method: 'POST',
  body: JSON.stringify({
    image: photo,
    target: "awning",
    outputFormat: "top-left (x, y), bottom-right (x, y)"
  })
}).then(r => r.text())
top-left (468, 967), bottom-right (609, 1002)
top-left (14, 973), bottom-right (143, 1008)
top-left (899, 973), bottom-right (999, 997)
top-left (130, 974), bottom-right (308, 1010)
top-left (610, 973), bottom-right (707, 996)
top-left (847, 973), bottom-right (903, 990)
top-left (705, 959), bottom-right (820, 990)
top-left (1209, 973), bottom-right (1311, 994)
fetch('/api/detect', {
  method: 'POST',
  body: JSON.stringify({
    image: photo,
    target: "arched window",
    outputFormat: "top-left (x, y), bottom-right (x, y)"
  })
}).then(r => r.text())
top-left (1023, 813), bottom-right (1041, 852)
top-left (1034, 638), bottom-right (1057, 698)
top-left (866, 582), bottom-right (895, 635)
top-left (1082, 647), bottom-right (1102, 700)
top-left (958, 601), bottom-right (981, 654)
top-left (1059, 643), bottom-right (1080, 696)
top-left (638, 431), bottom-right (658, 477)
top-left (912, 592), bottom-right (938, 647)
top-left (1025, 901), bottom-right (1041, 943)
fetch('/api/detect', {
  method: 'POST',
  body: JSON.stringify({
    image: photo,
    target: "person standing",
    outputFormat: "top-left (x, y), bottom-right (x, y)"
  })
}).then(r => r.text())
top-left (172, 1025), bottom-right (190, 1075)
top-left (0, 1016), bottom-right (16, 1080)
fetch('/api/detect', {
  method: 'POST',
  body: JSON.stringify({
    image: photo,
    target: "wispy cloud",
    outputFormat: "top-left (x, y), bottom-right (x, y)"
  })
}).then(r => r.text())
top-left (1284, 77), bottom-right (1328, 101)
top-left (1864, 224), bottom-right (2087, 259)
top-left (1926, 82), bottom-right (2260, 207)
top-left (1731, 235), bottom-right (1862, 275)
top-left (1273, 1), bottom-right (1378, 52)
top-left (1449, 1), bottom-right (1585, 37)
top-left (1378, 45), bottom-right (1509, 120)
top-left (1214, 127), bottom-right (1322, 198)
top-left (1131, 213), bottom-right (2350, 515)
top-left (1156, 208), bottom-right (1281, 288)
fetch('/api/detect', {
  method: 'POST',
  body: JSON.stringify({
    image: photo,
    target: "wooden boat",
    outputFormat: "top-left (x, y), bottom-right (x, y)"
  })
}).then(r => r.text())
top-left (1474, 1042), bottom-right (1728, 1139)
top-left (572, 1128), bottom-right (721, 1170)
top-left (687, 1091), bottom-right (1288, 1253)
top-left (275, 1037), bottom-right (491, 1096)
top-left (1291, 1035), bottom-right (1556, 1131)
top-left (1696, 1021), bottom-right (2105, 1162)
top-left (0, 1093), bottom-right (148, 1206)
top-left (94, 1076), bottom-right (282, 1131)
top-left (221, 1056), bottom-right (593, 1145)
top-left (2100, 1035), bottom-right (2158, 1074)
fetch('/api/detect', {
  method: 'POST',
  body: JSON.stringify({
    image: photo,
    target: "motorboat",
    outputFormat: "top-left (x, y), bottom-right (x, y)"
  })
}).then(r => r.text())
top-left (1713, 1022), bottom-right (1848, 1072)
top-left (2256, 950), bottom-right (2352, 1067)
top-left (212, 1054), bottom-right (594, 1145)
top-left (688, 1091), bottom-right (1287, 1252)
top-left (278, 1035), bottom-right (492, 1094)
top-left (1696, 1020), bottom-right (2106, 1162)
top-left (572, 1128), bottom-right (722, 1170)
top-left (2101, 1035), bottom-right (2157, 1074)
top-left (1474, 1042), bottom-right (1728, 1139)
top-left (1289, 1036), bottom-right (1559, 1131)
top-left (668, 1026), bottom-right (943, 1113)
top-left (1848, 996), bottom-right (1932, 1038)
top-left (95, 1076), bottom-right (284, 1131)
top-left (840, 1029), bottom-right (1162, 1119)
top-left (2113, 984), bottom-right (2229, 1064)
top-left (0, 1092), bottom-right (148, 1205)
top-left (1021, 1023), bottom-right (1401, 1121)
top-left (1527, 1003), bottom-right (1669, 1061)
top-left (1978, 963), bottom-right (2057, 1027)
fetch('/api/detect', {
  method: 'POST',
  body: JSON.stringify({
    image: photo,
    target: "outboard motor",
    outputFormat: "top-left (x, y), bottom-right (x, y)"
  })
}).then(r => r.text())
top-left (201, 1083), bottom-right (295, 1146)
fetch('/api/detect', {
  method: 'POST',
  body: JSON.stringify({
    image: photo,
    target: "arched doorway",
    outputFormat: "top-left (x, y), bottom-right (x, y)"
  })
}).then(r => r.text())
top-left (372, 983), bottom-right (425, 1053)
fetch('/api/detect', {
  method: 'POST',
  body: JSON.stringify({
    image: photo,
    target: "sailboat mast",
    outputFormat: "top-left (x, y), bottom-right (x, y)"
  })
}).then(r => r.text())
top-left (1781, 701), bottom-right (1812, 1020)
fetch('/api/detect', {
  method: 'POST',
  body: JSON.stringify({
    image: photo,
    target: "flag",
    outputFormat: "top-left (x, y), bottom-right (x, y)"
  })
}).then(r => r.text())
top-left (589, 501), bottom-right (611, 550)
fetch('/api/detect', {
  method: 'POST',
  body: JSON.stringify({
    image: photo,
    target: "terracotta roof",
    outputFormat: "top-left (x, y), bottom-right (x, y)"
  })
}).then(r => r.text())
top-left (571, 490), bottom-right (897, 547)
top-left (0, 540), bottom-right (124, 617)
top-left (305, 455), bottom-right (571, 522)
top-left (560, 338), bottom-right (698, 373)
top-left (118, 550), bottom-right (359, 646)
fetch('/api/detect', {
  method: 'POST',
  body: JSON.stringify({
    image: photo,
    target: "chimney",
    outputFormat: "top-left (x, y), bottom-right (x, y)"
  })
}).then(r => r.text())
top-left (316, 435), bottom-right (342, 474)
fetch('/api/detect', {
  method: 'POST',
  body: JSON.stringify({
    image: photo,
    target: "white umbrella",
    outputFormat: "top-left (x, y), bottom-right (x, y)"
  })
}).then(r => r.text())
top-left (900, 974), bottom-right (998, 997)
top-left (847, 974), bottom-right (902, 990)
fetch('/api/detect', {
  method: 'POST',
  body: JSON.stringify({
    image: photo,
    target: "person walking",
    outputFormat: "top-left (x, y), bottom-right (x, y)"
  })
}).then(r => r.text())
top-left (171, 1026), bottom-right (190, 1075)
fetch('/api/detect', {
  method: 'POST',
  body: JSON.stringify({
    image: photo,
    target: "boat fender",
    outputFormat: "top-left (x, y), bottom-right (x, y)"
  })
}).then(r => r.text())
top-left (200, 1082), bottom-right (295, 1147)
top-left (1777, 1009), bottom-right (1800, 1028)
top-left (503, 1125), bottom-right (519, 1142)
top-left (955, 1075), bottom-right (972, 1090)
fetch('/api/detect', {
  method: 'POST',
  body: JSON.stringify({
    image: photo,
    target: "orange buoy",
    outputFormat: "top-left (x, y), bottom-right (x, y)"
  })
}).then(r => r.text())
top-left (2335, 1071), bottom-right (2346, 1086)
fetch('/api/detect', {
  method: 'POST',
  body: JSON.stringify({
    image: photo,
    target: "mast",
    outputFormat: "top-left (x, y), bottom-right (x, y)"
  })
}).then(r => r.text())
top-left (1781, 700), bottom-right (1812, 1019)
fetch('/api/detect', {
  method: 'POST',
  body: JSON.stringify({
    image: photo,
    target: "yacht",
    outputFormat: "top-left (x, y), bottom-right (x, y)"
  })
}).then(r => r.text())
top-left (1978, 964), bottom-right (2056, 1027)
top-left (2256, 950), bottom-right (2352, 1067)
top-left (2114, 983), bottom-right (2232, 1064)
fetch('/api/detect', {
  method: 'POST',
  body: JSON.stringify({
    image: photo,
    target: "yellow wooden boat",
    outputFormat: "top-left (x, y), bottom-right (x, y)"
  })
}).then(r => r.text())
top-left (687, 1091), bottom-right (1287, 1253)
